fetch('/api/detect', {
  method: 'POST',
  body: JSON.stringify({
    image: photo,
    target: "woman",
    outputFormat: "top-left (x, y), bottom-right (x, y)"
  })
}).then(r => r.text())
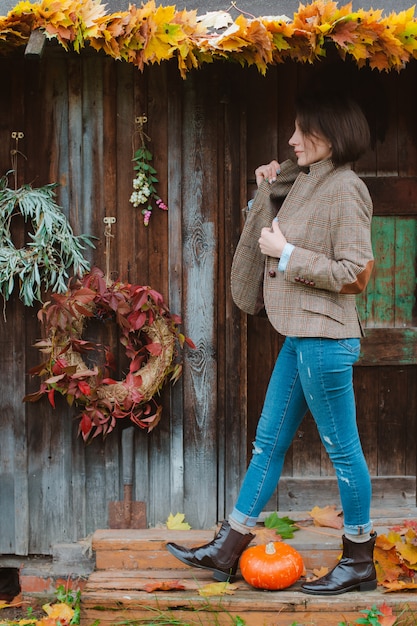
top-left (167, 91), bottom-right (375, 596)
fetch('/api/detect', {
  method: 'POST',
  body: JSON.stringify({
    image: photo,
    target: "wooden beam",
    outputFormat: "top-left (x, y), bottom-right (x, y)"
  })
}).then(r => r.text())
top-left (277, 475), bottom-right (416, 510)
top-left (358, 327), bottom-right (417, 366)
top-left (363, 176), bottom-right (417, 216)
top-left (24, 29), bottom-right (46, 59)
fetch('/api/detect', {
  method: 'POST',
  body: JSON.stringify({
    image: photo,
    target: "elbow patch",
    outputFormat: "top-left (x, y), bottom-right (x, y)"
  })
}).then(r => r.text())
top-left (340, 260), bottom-right (374, 294)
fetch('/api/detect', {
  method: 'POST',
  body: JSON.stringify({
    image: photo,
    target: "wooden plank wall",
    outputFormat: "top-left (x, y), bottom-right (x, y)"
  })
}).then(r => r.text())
top-left (0, 48), bottom-right (415, 555)
top-left (0, 49), bottom-right (249, 554)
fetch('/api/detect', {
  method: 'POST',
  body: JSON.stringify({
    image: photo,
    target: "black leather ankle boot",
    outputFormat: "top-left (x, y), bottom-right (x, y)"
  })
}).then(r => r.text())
top-left (301, 532), bottom-right (377, 595)
top-left (166, 520), bottom-right (255, 582)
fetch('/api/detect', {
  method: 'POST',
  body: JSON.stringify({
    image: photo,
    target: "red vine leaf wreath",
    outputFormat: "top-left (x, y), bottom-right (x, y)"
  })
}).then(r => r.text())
top-left (24, 267), bottom-right (195, 441)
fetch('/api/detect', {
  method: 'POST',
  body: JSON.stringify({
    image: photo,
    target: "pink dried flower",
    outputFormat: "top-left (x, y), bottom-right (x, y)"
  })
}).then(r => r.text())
top-left (156, 198), bottom-right (168, 211)
top-left (143, 209), bottom-right (152, 226)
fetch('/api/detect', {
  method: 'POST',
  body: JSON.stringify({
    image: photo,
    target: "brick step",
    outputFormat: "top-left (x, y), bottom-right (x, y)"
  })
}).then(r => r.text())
top-left (92, 527), bottom-right (343, 572)
top-left (81, 568), bottom-right (417, 626)
top-left (82, 509), bottom-right (417, 625)
top-left (91, 508), bottom-right (417, 572)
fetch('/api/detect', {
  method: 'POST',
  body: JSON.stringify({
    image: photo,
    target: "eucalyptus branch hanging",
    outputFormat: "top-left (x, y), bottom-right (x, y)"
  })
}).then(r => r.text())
top-left (0, 176), bottom-right (95, 307)
top-left (129, 115), bottom-right (168, 226)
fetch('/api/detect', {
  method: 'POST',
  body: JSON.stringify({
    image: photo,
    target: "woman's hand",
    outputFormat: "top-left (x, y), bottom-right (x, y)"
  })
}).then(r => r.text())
top-left (259, 219), bottom-right (287, 258)
top-left (255, 160), bottom-right (281, 187)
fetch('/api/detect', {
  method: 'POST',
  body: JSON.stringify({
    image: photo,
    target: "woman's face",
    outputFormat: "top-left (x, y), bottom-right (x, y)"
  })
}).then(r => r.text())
top-left (289, 120), bottom-right (332, 166)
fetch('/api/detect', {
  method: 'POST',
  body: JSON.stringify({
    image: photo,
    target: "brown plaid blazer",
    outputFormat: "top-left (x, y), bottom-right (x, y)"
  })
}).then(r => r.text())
top-left (234, 159), bottom-right (374, 338)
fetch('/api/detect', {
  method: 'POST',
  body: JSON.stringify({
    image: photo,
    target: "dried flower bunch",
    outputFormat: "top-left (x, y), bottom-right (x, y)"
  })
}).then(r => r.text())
top-left (130, 116), bottom-right (168, 226)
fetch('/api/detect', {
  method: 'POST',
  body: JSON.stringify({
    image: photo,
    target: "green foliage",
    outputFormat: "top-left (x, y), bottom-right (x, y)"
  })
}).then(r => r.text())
top-left (356, 606), bottom-right (384, 626)
top-left (0, 177), bottom-right (95, 306)
top-left (55, 584), bottom-right (81, 624)
top-left (338, 605), bottom-right (384, 626)
top-left (264, 512), bottom-right (299, 539)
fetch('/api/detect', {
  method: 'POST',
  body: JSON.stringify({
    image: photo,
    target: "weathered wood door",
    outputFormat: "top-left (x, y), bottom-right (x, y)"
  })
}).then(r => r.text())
top-left (244, 59), bottom-right (417, 512)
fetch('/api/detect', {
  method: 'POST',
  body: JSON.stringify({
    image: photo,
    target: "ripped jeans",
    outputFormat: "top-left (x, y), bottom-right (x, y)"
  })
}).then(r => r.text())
top-left (231, 336), bottom-right (372, 536)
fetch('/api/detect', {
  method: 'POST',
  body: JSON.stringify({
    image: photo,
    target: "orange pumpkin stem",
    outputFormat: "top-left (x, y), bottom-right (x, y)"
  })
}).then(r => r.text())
top-left (265, 542), bottom-right (276, 555)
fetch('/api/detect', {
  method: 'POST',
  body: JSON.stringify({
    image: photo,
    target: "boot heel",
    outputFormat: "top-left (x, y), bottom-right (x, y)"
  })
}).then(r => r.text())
top-left (359, 579), bottom-right (377, 591)
top-left (213, 569), bottom-right (232, 582)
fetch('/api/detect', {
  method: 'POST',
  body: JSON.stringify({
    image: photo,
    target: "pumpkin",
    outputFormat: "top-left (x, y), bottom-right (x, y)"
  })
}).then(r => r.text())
top-left (240, 541), bottom-right (305, 590)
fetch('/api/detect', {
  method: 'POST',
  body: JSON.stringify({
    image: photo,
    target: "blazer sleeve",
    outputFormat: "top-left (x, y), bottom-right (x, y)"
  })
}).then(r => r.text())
top-left (284, 177), bottom-right (374, 294)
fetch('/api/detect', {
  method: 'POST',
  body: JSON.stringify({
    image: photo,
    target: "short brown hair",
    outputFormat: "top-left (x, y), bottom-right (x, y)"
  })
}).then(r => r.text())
top-left (295, 91), bottom-right (370, 166)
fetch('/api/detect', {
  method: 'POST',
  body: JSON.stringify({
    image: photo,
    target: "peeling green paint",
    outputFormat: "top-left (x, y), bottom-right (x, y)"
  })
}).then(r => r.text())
top-left (357, 216), bottom-right (417, 328)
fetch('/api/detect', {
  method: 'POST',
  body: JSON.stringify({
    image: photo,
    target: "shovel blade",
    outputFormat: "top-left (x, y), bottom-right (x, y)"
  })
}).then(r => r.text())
top-left (108, 500), bottom-right (147, 529)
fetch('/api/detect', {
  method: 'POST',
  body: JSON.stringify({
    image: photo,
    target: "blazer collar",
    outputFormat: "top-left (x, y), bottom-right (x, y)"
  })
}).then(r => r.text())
top-left (308, 159), bottom-right (351, 178)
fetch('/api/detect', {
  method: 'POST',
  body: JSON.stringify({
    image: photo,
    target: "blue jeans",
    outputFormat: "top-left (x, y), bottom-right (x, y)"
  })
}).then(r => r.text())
top-left (231, 336), bottom-right (372, 536)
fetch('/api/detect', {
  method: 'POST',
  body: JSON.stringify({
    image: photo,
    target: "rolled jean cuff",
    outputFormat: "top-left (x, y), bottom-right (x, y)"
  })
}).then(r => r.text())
top-left (230, 507), bottom-right (258, 528)
top-left (344, 520), bottom-right (373, 536)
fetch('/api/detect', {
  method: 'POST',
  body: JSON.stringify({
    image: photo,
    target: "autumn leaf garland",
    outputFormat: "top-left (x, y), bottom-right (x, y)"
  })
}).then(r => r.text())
top-left (1, 0), bottom-right (417, 75)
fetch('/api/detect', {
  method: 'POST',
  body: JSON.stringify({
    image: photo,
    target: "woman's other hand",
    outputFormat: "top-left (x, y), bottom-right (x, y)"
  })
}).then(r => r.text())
top-left (259, 219), bottom-right (287, 258)
top-left (255, 160), bottom-right (281, 187)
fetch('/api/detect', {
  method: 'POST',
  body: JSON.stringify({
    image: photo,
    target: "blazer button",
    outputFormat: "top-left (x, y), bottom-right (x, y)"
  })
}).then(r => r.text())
top-left (268, 270), bottom-right (276, 278)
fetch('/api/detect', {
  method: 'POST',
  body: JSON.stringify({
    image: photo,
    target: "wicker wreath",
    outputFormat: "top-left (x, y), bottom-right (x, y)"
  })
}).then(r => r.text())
top-left (25, 267), bottom-right (190, 441)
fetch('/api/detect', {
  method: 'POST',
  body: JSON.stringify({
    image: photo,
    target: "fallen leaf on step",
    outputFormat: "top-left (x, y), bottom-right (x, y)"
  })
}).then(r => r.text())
top-left (252, 526), bottom-right (280, 545)
top-left (42, 602), bottom-right (75, 621)
top-left (308, 504), bottom-right (343, 529)
top-left (143, 580), bottom-right (186, 592)
top-left (0, 600), bottom-right (23, 610)
top-left (198, 582), bottom-right (238, 596)
top-left (264, 512), bottom-right (299, 539)
top-left (382, 580), bottom-right (417, 592)
top-left (378, 602), bottom-right (397, 626)
top-left (166, 512), bottom-right (191, 530)
top-left (305, 566), bottom-right (329, 581)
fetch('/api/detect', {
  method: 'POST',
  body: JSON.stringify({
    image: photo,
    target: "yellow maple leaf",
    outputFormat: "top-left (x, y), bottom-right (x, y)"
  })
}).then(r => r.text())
top-left (78, 0), bottom-right (106, 29)
top-left (166, 512), bottom-right (191, 530)
top-left (6, 1), bottom-right (36, 17)
top-left (198, 581), bottom-right (238, 596)
top-left (140, 3), bottom-right (191, 66)
top-left (309, 504), bottom-right (343, 529)
top-left (382, 579), bottom-right (417, 592)
top-left (41, 602), bottom-right (75, 621)
top-left (312, 566), bottom-right (329, 578)
top-left (396, 540), bottom-right (417, 568)
top-left (89, 8), bottom-right (140, 60)
top-left (0, 599), bottom-right (24, 611)
top-left (252, 525), bottom-right (280, 546)
top-left (369, 51), bottom-right (391, 71)
top-left (210, 17), bottom-right (249, 52)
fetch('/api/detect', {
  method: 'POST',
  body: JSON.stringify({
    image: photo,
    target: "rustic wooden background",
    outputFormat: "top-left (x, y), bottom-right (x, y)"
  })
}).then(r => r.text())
top-left (0, 47), bottom-right (415, 556)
